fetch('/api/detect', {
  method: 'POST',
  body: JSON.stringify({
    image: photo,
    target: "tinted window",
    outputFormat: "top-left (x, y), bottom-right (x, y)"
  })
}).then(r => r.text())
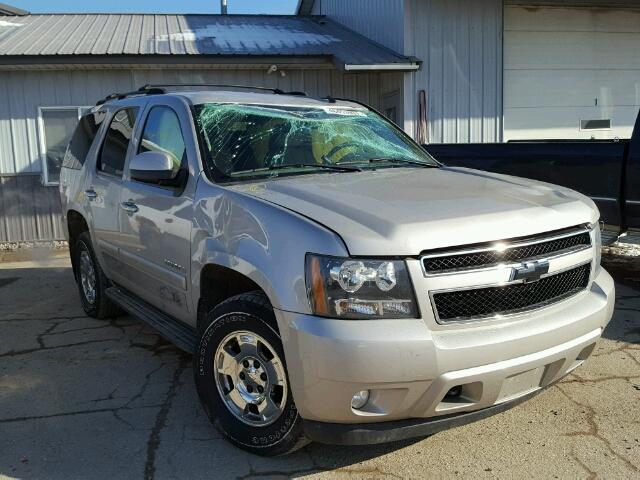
top-left (63, 111), bottom-right (106, 170)
top-left (98, 107), bottom-right (138, 177)
top-left (138, 106), bottom-right (186, 177)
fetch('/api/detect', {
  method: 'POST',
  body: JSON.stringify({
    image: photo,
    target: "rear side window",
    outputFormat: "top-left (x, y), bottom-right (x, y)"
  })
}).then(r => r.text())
top-left (138, 106), bottom-right (186, 178)
top-left (63, 111), bottom-right (106, 170)
top-left (98, 107), bottom-right (138, 177)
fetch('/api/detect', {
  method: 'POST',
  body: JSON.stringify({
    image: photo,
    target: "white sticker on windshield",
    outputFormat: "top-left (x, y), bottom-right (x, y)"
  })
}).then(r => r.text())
top-left (322, 107), bottom-right (366, 117)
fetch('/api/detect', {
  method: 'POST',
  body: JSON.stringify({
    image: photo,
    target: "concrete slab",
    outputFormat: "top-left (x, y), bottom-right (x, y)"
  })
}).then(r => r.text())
top-left (0, 251), bottom-right (638, 479)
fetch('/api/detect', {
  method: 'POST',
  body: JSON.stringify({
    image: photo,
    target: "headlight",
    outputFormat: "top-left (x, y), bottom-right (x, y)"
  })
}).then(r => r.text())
top-left (305, 254), bottom-right (418, 319)
top-left (592, 223), bottom-right (602, 274)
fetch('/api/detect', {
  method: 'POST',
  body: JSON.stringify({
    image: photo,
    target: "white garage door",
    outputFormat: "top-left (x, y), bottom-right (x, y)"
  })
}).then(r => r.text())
top-left (504, 5), bottom-right (640, 140)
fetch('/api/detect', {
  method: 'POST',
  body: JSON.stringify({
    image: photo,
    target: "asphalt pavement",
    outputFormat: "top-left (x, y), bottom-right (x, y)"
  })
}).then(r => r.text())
top-left (0, 249), bottom-right (638, 479)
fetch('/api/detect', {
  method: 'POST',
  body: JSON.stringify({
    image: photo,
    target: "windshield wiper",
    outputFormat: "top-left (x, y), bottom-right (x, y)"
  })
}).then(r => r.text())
top-left (230, 163), bottom-right (361, 176)
top-left (270, 163), bottom-right (361, 172)
top-left (338, 157), bottom-right (439, 168)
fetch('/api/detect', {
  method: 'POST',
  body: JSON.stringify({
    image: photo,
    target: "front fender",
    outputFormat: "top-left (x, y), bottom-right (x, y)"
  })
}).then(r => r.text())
top-left (191, 177), bottom-right (349, 313)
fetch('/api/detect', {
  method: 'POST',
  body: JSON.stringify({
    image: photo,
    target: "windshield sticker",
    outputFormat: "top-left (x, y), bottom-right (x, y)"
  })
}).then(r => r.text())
top-left (321, 107), bottom-right (367, 117)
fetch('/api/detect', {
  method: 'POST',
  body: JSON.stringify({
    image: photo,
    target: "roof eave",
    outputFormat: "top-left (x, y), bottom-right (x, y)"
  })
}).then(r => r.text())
top-left (0, 2), bottom-right (29, 15)
top-left (333, 55), bottom-right (422, 73)
top-left (296, 0), bottom-right (315, 15)
top-left (0, 54), bottom-right (420, 73)
top-left (342, 63), bottom-right (421, 72)
top-left (0, 54), bottom-right (335, 68)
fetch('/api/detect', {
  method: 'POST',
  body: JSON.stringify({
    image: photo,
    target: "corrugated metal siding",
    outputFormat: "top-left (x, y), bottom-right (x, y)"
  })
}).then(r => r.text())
top-left (0, 67), bottom-right (400, 175)
top-left (0, 175), bottom-right (64, 243)
top-left (310, 0), bottom-right (405, 53)
top-left (404, 0), bottom-right (503, 143)
top-left (0, 14), bottom-right (415, 68)
top-left (309, 0), bottom-right (504, 142)
top-left (0, 69), bottom-right (134, 175)
top-left (0, 67), bottom-right (402, 242)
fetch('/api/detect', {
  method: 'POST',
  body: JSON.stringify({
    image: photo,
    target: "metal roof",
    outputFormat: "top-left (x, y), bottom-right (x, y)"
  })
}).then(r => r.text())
top-left (0, 3), bottom-right (28, 16)
top-left (0, 14), bottom-right (419, 71)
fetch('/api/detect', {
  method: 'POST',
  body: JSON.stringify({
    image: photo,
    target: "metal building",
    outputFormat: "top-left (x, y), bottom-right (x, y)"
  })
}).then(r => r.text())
top-left (0, 10), bottom-right (413, 244)
top-left (2, 1), bottom-right (640, 244)
top-left (301, 0), bottom-right (640, 143)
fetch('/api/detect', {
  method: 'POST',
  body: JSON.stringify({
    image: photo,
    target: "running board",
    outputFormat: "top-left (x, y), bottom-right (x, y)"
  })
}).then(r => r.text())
top-left (106, 286), bottom-right (197, 353)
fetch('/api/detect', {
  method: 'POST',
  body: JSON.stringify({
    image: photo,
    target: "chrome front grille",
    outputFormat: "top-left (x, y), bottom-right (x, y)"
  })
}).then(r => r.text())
top-left (421, 225), bottom-right (596, 324)
top-left (431, 263), bottom-right (591, 323)
top-left (422, 226), bottom-right (591, 275)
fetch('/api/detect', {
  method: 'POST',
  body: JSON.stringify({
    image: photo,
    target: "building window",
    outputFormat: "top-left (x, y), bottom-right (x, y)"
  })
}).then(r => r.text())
top-left (383, 106), bottom-right (398, 125)
top-left (63, 111), bottom-right (107, 171)
top-left (381, 90), bottom-right (401, 126)
top-left (38, 107), bottom-right (90, 185)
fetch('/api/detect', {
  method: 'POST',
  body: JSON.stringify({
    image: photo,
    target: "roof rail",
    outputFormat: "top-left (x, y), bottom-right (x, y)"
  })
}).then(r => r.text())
top-left (95, 86), bottom-right (165, 106)
top-left (95, 83), bottom-right (321, 107)
top-left (138, 83), bottom-right (309, 97)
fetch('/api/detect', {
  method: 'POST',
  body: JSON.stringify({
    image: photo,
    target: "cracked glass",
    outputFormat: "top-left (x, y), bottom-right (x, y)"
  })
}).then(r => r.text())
top-left (194, 103), bottom-right (438, 181)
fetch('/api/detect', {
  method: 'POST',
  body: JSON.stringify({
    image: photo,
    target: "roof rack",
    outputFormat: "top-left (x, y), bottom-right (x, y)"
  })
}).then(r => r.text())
top-left (96, 84), bottom-right (310, 106)
top-left (95, 87), bottom-right (165, 106)
top-left (140, 83), bottom-right (309, 97)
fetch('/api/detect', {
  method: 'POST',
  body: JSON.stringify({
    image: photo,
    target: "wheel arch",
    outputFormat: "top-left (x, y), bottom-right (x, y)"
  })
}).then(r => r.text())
top-left (196, 261), bottom-right (277, 333)
top-left (66, 209), bottom-right (89, 278)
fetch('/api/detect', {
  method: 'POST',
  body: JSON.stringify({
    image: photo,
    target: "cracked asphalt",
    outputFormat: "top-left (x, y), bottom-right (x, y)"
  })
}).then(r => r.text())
top-left (0, 250), bottom-right (639, 479)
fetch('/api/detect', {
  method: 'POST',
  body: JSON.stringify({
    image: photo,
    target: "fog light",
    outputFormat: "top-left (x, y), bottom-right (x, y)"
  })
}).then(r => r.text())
top-left (445, 385), bottom-right (462, 398)
top-left (351, 390), bottom-right (370, 409)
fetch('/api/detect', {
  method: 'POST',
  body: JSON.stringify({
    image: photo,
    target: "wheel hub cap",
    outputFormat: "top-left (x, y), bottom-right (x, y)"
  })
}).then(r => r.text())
top-left (214, 331), bottom-right (287, 427)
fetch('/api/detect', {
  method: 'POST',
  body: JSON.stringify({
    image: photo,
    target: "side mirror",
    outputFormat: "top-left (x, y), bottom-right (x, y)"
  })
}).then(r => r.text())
top-left (129, 151), bottom-right (176, 183)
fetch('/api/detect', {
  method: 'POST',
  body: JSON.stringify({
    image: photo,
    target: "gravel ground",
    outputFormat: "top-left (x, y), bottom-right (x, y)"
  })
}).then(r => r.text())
top-left (0, 250), bottom-right (638, 480)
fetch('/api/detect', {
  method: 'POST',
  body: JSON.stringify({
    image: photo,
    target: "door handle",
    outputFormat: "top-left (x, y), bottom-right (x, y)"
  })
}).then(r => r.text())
top-left (120, 201), bottom-right (139, 214)
top-left (85, 189), bottom-right (98, 200)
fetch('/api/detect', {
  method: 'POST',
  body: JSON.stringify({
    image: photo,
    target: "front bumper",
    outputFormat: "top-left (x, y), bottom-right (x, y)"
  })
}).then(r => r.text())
top-left (274, 268), bottom-right (614, 438)
top-left (304, 385), bottom-right (542, 446)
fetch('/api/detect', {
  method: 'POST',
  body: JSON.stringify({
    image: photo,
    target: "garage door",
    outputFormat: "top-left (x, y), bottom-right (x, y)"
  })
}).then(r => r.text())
top-left (504, 5), bottom-right (640, 140)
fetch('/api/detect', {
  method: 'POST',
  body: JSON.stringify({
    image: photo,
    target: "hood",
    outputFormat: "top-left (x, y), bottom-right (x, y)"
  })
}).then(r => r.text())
top-left (227, 167), bottom-right (598, 256)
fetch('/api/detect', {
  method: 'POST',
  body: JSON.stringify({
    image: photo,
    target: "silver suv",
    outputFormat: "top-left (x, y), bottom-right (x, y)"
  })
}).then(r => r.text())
top-left (60, 85), bottom-right (614, 456)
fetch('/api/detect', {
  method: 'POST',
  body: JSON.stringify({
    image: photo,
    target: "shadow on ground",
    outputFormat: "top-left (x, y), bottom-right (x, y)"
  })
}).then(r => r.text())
top-left (602, 254), bottom-right (640, 345)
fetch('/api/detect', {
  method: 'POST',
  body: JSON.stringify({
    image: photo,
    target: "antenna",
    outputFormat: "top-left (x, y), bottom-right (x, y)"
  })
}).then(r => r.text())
top-left (221, 0), bottom-right (228, 15)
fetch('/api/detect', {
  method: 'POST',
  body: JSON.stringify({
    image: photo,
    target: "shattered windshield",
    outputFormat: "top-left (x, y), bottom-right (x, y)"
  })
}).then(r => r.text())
top-left (193, 102), bottom-right (438, 181)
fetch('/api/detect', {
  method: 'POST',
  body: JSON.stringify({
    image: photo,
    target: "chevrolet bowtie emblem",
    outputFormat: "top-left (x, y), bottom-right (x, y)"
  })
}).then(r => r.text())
top-left (510, 259), bottom-right (550, 283)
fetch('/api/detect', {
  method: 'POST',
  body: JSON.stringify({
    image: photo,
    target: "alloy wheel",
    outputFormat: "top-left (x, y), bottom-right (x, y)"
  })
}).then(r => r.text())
top-left (213, 330), bottom-right (288, 427)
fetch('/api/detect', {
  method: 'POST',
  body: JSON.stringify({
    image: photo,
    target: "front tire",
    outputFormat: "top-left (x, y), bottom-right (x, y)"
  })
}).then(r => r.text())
top-left (194, 292), bottom-right (307, 456)
top-left (74, 232), bottom-right (122, 319)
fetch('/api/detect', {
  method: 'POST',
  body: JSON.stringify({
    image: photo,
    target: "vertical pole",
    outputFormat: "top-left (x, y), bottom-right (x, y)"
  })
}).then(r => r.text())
top-left (221, 0), bottom-right (228, 15)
